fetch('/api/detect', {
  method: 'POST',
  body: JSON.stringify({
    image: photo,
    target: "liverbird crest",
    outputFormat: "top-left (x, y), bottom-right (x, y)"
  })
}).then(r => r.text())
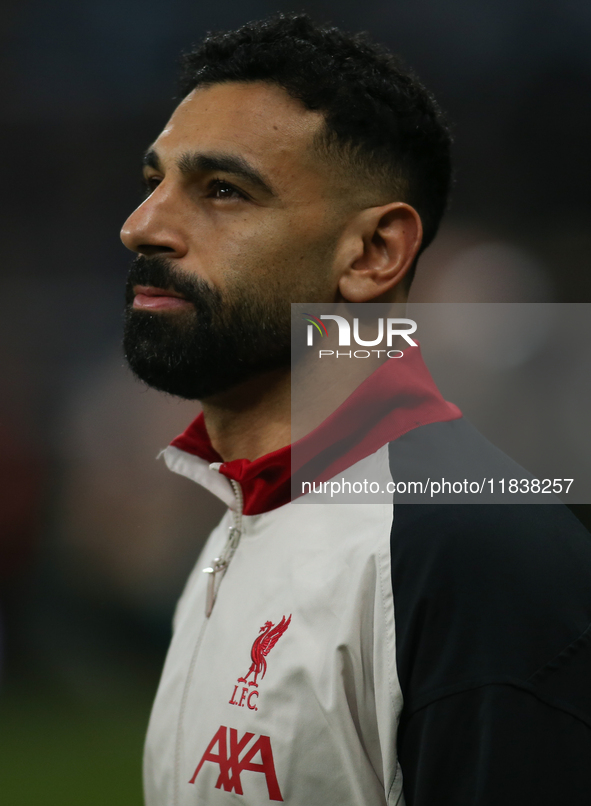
top-left (237, 615), bottom-right (292, 688)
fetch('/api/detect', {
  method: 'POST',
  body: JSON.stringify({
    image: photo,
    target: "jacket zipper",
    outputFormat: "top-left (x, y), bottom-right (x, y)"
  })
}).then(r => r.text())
top-left (173, 475), bottom-right (244, 803)
top-left (203, 477), bottom-right (244, 617)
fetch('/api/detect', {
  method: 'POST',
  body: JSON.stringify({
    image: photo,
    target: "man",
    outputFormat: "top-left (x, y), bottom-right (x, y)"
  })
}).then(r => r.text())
top-left (120, 14), bottom-right (591, 805)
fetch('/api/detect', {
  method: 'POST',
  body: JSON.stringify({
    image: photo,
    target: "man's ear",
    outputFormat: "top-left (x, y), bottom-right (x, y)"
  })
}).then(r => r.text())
top-left (337, 202), bottom-right (423, 302)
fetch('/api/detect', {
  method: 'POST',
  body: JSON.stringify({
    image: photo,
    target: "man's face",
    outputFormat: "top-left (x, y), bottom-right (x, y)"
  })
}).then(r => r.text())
top-left (121, 81), bottom-right (347, 399)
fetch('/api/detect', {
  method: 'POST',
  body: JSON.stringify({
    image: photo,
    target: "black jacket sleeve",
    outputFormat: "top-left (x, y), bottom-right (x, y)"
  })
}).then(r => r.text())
top-left (390, 502), bottom-right (591, 805)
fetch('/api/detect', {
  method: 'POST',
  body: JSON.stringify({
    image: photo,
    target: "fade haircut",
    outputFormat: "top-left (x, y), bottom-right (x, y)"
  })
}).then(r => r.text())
top-left (179, 13), bottom-right (453, 260)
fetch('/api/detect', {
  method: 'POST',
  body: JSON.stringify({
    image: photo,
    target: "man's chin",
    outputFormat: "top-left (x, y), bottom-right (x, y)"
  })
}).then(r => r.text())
top-left (125, 367), bottom-right (220, 400)
top-left (124, 350), bottom-right (290, 402)
top-left (122, 301), bottom-right (291, 401)
top-left (123, 340), bottom-right (268, 401)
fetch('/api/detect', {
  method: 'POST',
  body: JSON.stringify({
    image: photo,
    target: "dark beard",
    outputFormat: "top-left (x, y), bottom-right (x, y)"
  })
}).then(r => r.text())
top-left (123, 256), bottom-right (292, 399)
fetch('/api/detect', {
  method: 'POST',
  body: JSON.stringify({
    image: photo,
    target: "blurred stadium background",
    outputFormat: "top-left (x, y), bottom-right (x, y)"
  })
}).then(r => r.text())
top-left (1, 1), bottom-right (590, 802)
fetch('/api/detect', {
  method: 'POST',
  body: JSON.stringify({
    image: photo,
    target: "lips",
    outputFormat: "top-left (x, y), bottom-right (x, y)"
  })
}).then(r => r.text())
top-left (132, 285), bottom-right (194, 311)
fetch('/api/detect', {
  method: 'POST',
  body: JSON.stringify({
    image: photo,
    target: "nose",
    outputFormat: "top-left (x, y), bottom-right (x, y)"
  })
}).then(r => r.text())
top-left (120, 186), bottom-right (188, 258)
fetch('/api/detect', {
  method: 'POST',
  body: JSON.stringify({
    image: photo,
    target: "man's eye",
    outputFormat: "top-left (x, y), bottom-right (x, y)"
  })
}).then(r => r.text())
top-left (141, 176), bottom-right (161, 197)
top-left (208, 179), bottom-right (246, 200)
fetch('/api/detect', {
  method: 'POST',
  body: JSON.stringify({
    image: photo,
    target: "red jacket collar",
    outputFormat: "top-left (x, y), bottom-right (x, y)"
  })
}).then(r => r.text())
top-left (169, 346), bottom-right (461, 515)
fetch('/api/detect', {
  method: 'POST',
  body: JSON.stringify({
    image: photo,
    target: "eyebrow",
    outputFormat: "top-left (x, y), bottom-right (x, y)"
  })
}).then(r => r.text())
top-left (142, 148), bottom-right (162, 171)
top-left (142, 148), bottom-right (277, 197)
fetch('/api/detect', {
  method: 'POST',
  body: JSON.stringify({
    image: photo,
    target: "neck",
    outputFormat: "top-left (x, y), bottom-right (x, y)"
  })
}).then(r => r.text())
top-left (200, 353), bottom-right (391, 464)
top-left (201, 368), bottom-right (292, 462)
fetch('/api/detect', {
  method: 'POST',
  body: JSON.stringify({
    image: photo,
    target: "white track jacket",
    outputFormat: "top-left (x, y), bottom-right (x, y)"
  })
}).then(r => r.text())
top-left (144, 348), bottom-right (591, 806)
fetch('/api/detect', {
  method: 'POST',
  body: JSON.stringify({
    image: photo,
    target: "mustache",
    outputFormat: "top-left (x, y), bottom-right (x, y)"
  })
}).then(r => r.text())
top-left (125, 255), bottom-right (219, 307)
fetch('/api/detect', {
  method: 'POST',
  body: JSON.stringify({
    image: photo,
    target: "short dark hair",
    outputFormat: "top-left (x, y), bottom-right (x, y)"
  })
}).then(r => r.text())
top-left (179, 13), bottom-right (452, 256)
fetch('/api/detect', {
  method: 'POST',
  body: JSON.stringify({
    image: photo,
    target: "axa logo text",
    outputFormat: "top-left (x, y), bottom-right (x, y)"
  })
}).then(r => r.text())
top-left (189, 725), bottom-right (283, 801)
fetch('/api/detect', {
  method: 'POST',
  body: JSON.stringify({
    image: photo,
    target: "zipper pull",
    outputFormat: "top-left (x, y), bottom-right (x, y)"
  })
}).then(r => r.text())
top-left (203, 557), bottom-right (227, 618)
